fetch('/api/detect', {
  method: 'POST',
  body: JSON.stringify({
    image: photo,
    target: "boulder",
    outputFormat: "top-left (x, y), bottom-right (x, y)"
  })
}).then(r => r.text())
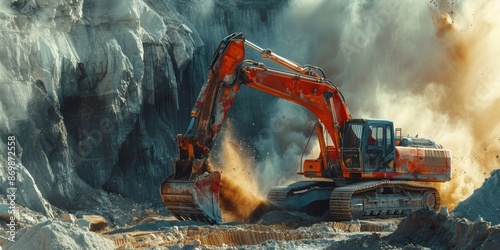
top-left (75, 218), bottom-right (90, 231)
top-left (0, 204), bottom-right (13, 222)
top-left (82, 215), bottom-right (108, 232)
top-left (58, 213), bottom-right (76, 224)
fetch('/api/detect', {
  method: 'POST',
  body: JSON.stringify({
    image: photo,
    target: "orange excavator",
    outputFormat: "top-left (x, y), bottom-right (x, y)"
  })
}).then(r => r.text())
top-left (160, 33), bottom-right (451, 224)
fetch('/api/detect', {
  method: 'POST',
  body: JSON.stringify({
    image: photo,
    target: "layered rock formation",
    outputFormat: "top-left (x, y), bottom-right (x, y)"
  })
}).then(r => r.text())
top-left (0, 0), bottom-right (293, 216)
top-left (0, 0), bottom-right (205, 214)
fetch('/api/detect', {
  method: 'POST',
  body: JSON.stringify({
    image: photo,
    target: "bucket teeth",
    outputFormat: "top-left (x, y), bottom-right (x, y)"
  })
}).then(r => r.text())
top-left (161, 171), bottom-right (222, 225)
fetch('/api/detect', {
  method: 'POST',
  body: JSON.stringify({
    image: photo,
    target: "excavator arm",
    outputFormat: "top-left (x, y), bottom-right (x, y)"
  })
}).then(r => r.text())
top-left (239, 60), bottom-right (350, 153)
top-left (185, 32), bottom-right (351, 155)
top-left (170, 33), bottom-right (246, 182)
top-left (161, 33), bottom-right (350, 224)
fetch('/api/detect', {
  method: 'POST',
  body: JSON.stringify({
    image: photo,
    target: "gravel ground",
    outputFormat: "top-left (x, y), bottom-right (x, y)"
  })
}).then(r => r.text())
top-left (1, 169), bottom-right (499, 249)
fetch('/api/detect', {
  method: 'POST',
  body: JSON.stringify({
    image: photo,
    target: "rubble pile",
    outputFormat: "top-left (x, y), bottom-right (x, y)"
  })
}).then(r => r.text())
top-left (453, 170), bottom-right (500, 225)
top-left (385, 208), bottom-right (500, 249)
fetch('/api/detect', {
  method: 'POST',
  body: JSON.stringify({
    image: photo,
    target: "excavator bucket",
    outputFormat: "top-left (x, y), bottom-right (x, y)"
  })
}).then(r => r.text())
top-left (160, 171), bottom-right (222, 225)
top-left (160, 135), bottom-right (223, 224)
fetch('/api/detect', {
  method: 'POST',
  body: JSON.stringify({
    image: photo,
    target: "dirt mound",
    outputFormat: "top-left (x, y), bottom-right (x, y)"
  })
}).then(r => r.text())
top-left (385, 208), bottom-right (500, 249)
top-left (453, 169), bottom-right (500, 225)
top-left (3, 220), bottom-right (114, 250)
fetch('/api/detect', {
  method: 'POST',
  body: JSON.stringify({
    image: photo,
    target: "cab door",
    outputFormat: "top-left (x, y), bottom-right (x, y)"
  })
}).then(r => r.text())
top-left (341, 122), bottom-right (364, 169)
top-left (362, 122), bottom-right (396, 172)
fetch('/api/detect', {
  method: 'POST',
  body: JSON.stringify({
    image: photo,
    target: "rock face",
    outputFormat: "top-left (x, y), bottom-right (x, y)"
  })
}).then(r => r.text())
top-left (0, 0), bottom-right (297, 214)
top-left (63, 0), bottom-right (201, 202)
top-left (0, 0), bottom-right (206, 213)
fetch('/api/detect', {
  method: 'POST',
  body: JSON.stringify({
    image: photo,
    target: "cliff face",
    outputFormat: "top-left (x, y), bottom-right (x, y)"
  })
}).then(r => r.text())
top-left (65, 0), bottom-right (207, 202)
top-left (0, 0), bottom-right (292, 215)
top-left (0, 0), bottom-right (203, 214)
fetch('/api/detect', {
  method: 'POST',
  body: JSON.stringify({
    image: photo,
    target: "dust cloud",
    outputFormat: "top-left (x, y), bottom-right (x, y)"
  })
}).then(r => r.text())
top-left (209, 121), bottom-right (269, 222)
top-left (208, 103), bottom-right (321, 222)
top-left (253, 99), bottom-right (319, 194)
top-left (278, 0), bottom-right (500, 209)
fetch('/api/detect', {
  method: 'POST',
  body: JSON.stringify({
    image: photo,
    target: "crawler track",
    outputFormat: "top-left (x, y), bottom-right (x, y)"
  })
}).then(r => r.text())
top-left (330, 181), bottom-right (440, 221)
top-left (268, 180), bottom-right (440, 221)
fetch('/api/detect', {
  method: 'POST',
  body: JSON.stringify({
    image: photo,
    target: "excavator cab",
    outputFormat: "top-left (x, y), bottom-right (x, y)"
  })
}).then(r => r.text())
top-left (342, 119), bottom-right (396, 173)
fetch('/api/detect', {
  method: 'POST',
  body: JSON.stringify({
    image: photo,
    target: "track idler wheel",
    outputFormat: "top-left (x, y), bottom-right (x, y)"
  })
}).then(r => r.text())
top-left (422, 191), bottom-right (436, 209)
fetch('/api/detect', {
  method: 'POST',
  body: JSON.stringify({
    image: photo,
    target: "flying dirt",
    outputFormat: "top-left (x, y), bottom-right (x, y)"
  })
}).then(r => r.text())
top-left (160, 32), bottom-right (452, 224)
